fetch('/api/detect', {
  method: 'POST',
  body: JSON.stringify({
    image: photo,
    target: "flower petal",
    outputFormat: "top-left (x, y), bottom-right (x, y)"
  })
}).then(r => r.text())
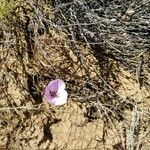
top-left (44, 89), bottom-right (54, 101)
top-left (56, 79), bottom-right (66, 94)
top-left (51, 90), bottom-right (68, 106)
top-left (44, 79), bottom-right (68, 106)
top-left (47, 79), bottom-right (65, 92)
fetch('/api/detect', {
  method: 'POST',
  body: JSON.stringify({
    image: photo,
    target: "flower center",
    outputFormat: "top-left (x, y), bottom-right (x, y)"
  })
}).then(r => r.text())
top-left (50, 91), bottom-right (57, 97)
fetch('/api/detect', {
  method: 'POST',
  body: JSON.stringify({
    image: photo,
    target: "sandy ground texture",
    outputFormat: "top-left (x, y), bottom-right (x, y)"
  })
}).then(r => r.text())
top-left (0, 69), bottom-right (149, 150)
top-left (0, 32), bottom-right (149, 150)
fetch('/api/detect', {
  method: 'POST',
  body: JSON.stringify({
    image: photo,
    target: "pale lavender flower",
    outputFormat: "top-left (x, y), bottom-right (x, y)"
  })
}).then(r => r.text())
top-left (44, 79), bottom-right (68, 106)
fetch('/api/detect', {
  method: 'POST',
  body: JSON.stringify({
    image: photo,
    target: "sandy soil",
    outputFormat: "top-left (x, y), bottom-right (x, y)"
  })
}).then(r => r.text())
top-left (0, 33), bottom-right (149, 150)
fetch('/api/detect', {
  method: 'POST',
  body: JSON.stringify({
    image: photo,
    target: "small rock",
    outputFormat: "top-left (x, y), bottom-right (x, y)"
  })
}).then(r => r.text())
top-left (111, 18), bottom-right (116, 22)
top-left (125, 8), bottom-right (135, 17)
top-left (117, 13), bottom-right (122, 18)
top-left (125, 16), bottom-right (131, 22)
top-left (120, 15), bottom-right (126, 21)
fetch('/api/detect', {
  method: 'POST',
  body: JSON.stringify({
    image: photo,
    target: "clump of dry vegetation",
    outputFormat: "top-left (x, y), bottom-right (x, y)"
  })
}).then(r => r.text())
top-left (0, 0), bottom-right (150, 149)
